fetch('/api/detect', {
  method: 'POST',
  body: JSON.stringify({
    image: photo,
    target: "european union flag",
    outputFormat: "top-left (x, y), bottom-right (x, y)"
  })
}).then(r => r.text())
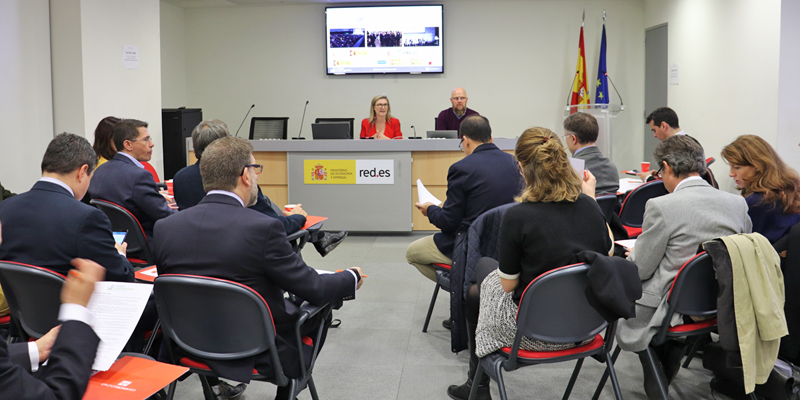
top-left (595, 24), bottom-right (609, 104)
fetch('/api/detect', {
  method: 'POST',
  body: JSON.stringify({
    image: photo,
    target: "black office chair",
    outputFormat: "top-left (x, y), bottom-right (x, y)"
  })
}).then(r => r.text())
top-left (595, 194), bottom-right (618, 222)
top-left (314, 118), bottom-right (355, 139)
top-left (0, 261), bottom-right (65, 342)
top-left (470, 263), bottom-right (623, 400)
top-left (593, 252), bottom-right (717, 400)
top-left (91, 199), bottom-right (155, 266)
top-left (618, 180), bottom-right (669, 238)
top-left (154, 274), bottom-right (331, 400)
top-left (434, 117), bottom-right (438, 129)
top-left (249, 117), bottom-right (289, 140)
top-left (422, 263), bottom-right (451, 333)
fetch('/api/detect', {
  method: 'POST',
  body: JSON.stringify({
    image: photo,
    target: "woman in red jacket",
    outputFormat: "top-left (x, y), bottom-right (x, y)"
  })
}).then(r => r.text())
top-left (360, 94), bottom-right (402, 139)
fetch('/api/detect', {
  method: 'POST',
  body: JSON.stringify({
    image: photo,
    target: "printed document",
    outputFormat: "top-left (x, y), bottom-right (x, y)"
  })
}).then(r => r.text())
top-left (416, 179), bottom-right (442, 206)
top-left (87, 282), bottom-right (153, 371)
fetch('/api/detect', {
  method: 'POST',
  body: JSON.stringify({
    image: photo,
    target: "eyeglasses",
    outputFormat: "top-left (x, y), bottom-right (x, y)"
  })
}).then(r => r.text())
top-left (458, 137), bottom-right (464, 150)
top-left (128, 137), bottom-right (153, 143)
top-left (375, 103), bottom-right (389, 108)
top-left (655, 165), bottom-right (663, 179)
top-left (451, 97), bottom-right (467, 101)
top-left (241, 164), bottom-right (263, 175)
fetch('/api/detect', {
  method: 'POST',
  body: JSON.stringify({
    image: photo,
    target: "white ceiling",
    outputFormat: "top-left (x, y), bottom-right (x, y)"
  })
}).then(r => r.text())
top-left (161, 0), bottom-right (428, 8)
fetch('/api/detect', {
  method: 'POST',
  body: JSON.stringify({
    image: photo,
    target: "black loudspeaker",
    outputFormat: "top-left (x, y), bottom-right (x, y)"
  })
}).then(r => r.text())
top-left (162, 108), bottom-right (202, 180)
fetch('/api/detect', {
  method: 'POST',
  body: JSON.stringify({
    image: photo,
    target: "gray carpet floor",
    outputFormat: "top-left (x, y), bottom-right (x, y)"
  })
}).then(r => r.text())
top-left (169, 233), bottom-right (728, 400)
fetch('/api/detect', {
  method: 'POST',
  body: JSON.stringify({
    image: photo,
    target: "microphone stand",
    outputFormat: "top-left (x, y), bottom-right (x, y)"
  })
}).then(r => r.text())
top-left (235, 104), bottom-right (255, 138)
top-left (293, 101), bottom-right (309, 140)
top-left (409, 125), bottom-right (421, 139)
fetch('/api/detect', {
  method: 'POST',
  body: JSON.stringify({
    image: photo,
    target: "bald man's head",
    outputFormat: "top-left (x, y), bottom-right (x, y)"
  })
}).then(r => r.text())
top-left (450, 87), bottom-right (468, 115)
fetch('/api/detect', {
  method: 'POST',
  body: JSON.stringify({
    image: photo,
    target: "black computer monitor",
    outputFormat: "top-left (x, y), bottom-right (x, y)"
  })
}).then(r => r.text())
top-left (312, 122), bottom-right (351, 139)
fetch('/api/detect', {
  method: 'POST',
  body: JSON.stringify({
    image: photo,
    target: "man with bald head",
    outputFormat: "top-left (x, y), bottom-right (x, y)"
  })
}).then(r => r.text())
top-left (436, 87), bottom-right (480, 135)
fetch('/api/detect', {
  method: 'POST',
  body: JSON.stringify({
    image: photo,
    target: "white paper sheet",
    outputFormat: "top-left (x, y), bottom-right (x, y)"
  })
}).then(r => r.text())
top-left (416, 179), bottom-right (442, 206)
top-left (615, 239), bottom-right (637, 249)
top-left (569, 157), bottom-right (585, 176)
top-left (618, 178), bottom-right (645, 194)
top-left (87, 282), bottom-right (153, 371)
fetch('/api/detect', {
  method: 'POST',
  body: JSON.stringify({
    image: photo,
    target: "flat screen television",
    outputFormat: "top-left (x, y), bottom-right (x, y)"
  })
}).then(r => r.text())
top-left (325, 5), bottom-right (443, 75)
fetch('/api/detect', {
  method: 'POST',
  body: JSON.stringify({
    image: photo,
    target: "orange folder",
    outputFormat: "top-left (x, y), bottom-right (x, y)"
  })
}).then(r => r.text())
top-left (134, 266), bottom-right (158, 283)
top-left (302, 215), bottom-right (328, 230)
top-left (83, 356), bottom-right (188, 400)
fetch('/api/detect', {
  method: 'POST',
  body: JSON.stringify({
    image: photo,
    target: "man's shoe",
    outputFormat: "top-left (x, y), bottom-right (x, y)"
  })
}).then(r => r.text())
top-left (214, 381), bottom-right (247, 400)
top-left (447, 379), bottom-right (491, 400)
top-left (314, 231), bottom-right (348, 257)
top-left (442, 319), bottom-right (452, 330)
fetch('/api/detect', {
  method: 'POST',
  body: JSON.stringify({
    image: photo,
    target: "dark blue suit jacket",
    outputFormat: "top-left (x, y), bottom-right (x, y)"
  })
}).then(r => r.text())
top-left (153, 194), bottom-right (353, 381)
top-left (88, 153), bottom-right (175, 241)
top-left (0, 181), bottom-right (134, 282)
top-left (0, 320), bottom-right (99, 400)
top-left (172, 162), bottom-right (306, 234)
top-left (427, 143), bottom-right (523, 259)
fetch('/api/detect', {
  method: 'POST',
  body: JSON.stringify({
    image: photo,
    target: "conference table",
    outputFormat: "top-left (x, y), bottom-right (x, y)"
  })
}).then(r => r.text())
top-left (188, 138), bottom-right (517, 232)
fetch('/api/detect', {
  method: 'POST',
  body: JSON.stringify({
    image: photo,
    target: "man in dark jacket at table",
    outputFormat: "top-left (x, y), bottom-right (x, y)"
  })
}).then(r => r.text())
top-left (407, 115), bottom-right (522, 285)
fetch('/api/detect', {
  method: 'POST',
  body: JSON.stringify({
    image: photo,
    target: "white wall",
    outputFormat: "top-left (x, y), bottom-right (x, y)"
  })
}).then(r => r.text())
top-left (171, 1), bottom-right (646, 170)
top-left (0, 0), bottom-right (54, 193)
top-left (160, 2), bottom-right (187, 108)
top-left (644, 0), bottom-right (782, 192)
top-left (80, 0), bottom-right (164, 175)
top-left (777, 0), bottom-right (800, 173)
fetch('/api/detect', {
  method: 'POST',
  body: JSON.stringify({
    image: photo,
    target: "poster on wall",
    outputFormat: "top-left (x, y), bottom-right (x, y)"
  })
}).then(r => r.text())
top-left (123, 45), bottom-right (139, 69)
top-left (304, 159), bottom-right (394, 184)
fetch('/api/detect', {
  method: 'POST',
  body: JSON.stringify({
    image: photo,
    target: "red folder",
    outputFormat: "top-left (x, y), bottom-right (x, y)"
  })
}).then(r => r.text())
top-left (83, 356), bottom-right (188, 400)
top-left (302, 215), bottom-right (328, 230)
top-left (134, 266), bottom-right (158, 283)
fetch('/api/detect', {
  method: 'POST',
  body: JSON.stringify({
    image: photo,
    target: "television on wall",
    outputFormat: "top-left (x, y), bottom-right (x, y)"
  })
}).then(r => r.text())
top-left (325, 5), bottom-right (443, 75)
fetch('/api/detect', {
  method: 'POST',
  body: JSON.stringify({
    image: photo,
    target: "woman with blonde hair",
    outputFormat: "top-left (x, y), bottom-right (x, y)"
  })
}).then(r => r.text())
top-left (446, 127), bottom-right (612, 400)
top-left (721, 134), bottom-right (800, 243)
top-left (359, 94), bottom-right (402, 139)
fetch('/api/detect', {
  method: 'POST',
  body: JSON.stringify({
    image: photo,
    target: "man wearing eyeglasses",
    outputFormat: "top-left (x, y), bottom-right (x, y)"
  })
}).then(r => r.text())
top-left (436, 87), bottom-right (480, 134)
top-left (89, 119), bottom-right (176, 243)
top-left (154, 137), bottom-right (363, 400)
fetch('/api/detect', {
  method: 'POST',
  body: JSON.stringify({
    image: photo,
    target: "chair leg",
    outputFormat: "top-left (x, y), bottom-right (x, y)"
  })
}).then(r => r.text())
top-left (562, 358), bottom-right (584, 400)
top-left (644, 346), bottom-right (670, 400)
top-left (166, 380), bottom-right (177, 400)
top-left (468, 364), bottom-right (485, 400)
top-left (591, 345), bottom-right (621, 400)
top-left (308, 376), bottom-right (320, 400)
top-left (422, 282), bottom-right (441, 333)
top-left (143, 319), bottom-right (160, 356)
top-left (682, 334), bottom-right (706, 368)
top-left (605, 351), bottom-right (624, 400)
top-left (199, 375), bottom-right (216, 400)
top-left (494, 361), bottom-right (508, 400)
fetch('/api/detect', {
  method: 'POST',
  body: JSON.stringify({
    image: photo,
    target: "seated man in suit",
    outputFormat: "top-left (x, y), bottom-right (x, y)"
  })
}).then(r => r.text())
top-left (88, 119), bottom-right (176, 242)
top-left (154, 136), bottom-right (363, 400)
top-left (0, 213), bottom-right (106, 400)
top-left (436, 87), bottom-right (480, 134)
top-left (637, 107), bottom-right (718, 188)
top-left (563, 112), bottom-right (619, 195)
top-left (0, 133), bottom-right (133, 282)
top-left (407, 116), bottom-right (523, 328)
top-left (616, 135), bottom-right (751, 399)
top-left (173, 119), bottom-right (347, 257)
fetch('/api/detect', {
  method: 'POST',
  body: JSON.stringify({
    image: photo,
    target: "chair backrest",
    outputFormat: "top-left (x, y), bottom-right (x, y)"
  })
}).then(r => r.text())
top-left (249, 117), bottom-right (289, 140)
top-left (666, 252), bottom-right (717, 317)
top-left (154, 274), bottom-right (287, 383)
top-left (90, 199), bottom-right (153, 264)
top-left (0, 261), bottom-right (65, 340)
top-left (618, 179), bottom-right (669, 228)
top-left (314, 118), bottom-right (355, 139)
top-left (516, 264), bottom-right (607, 344)
top-left (595, 194), bottom-right (617, 222)
top-left (142, 161), bottom-right (161, 183)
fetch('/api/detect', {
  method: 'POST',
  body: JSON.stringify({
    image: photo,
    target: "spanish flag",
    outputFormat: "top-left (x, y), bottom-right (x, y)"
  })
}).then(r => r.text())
top-left (570, 24), bottom-right (590, 112)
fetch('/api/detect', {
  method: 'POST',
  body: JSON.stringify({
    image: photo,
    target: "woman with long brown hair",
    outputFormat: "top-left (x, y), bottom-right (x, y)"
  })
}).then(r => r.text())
top-left (446, 127), bottom-right (612, 400)
top-left (92, 116), bottom-right (121, 166)
top-left (721, 135), bottom-right (800, 243)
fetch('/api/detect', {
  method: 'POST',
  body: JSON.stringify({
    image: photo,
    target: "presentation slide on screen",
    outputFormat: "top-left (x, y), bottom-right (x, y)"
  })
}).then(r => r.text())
top-left (326, 6), bottom-right (443, 75)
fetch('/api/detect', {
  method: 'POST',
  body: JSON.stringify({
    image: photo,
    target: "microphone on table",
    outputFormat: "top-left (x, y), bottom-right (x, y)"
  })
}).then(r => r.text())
top-left (293, 100), bottom-right (309, 140)
top-left (235, 104), bottom-right (255, 138)
top-left (408, 125), bottom-right (421, 139)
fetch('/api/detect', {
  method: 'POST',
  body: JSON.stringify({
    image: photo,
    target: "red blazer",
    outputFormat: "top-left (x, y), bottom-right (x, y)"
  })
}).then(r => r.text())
top-left (360, 118), bottom-right (402, 139)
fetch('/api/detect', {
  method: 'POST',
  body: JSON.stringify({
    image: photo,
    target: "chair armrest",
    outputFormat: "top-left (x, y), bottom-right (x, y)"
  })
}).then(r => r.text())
top-left (287, 229), bottom-right (310, 243)
top-left (293, 302), bottom-right (333, 377)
